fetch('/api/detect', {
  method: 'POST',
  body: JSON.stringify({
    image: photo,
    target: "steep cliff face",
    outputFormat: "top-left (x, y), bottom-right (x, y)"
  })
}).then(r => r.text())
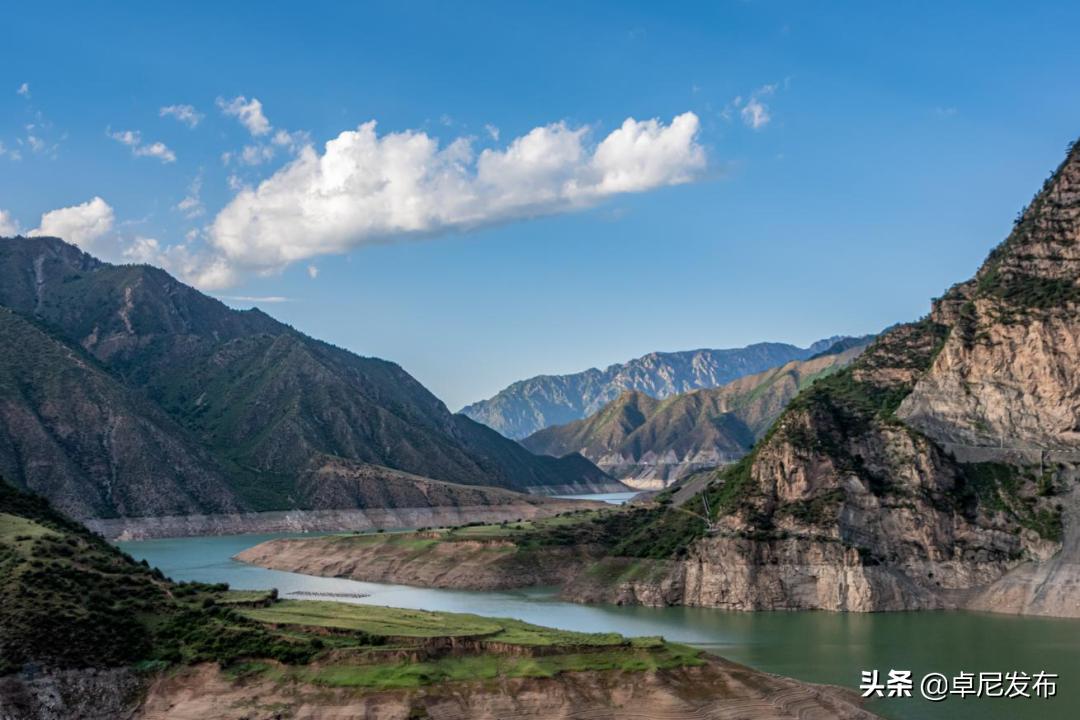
top-left (897, 147), bottom-right (1080, 449)
top-left (522, 347), bottom-right (866, 489)
top-left (461, 339), bottom-right (849, 439)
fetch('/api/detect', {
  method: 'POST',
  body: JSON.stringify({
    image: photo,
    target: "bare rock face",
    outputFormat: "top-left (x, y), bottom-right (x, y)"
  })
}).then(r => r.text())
top-left (898, 146), bottom-right (1080, 449)
top-left (0, 668), bottom-right (143, 720)
top-left (237, 534), bottom-right (600, 591)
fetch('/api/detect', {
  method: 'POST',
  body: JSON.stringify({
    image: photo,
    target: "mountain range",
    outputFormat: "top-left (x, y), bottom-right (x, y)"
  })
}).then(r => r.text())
top-left (521, 343), bottom-right (867, 488)
top-left (460, 337), bottom-right (860, 439)
top-left (0, 237), bottom-right (618, 526)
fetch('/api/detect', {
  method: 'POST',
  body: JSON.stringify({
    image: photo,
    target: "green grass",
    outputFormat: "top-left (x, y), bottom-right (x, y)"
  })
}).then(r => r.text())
top-left (217, 589), bottom-right (277, 605)
top-left (301, 643), bottom-right (703, 690)
top-left (242, 601), bottom-right (503, 638)
top-left (0, 513), bottom-right (58, 545)
top-left (241, 600), bottom-right (627, 647)
top-left (954, 463), bottom-right (1065, 542)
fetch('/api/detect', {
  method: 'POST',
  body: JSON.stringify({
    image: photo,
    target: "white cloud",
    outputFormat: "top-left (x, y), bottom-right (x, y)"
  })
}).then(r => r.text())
top-left (740, 99), bottom-right (770, 129)
top-left (723, 83), bottom-right (780, 130)
top-left (26, 135), bottom-right (46, 153)
top-left (29, 197), bottom-right (115, 251)
top-left (272, 128), bottom-right (310, 153)
top-left (134, 141), bottom-right (177, 163)
top-left (176, 174), bottom-right (204, 218)
top-left (122, 236), bottom-right (239, 290)
top-left (484, 124), bottom-right (500, 141)
top-left (208, 112), bottom-right (704, 275)
top-left (121, 236), bottom-right (162, 263)
top-left (107, 128), bottom-right (176, 163)
top-left (217, 294), bottom-right (291, 304)
top-left (217, 95), bottom-right (271, 136)
top-left (307, 264), bottom-right (319, 279)
top-left (740, 84), bottom-right (776, 130)
top-left (0, 209), bottom-right (19, 235)
top-left (239, 144), bottom-right (275, 166)
top-left (160, 104), bottom-right (204, 128)
top-left (16, 82), bottom-right (29, 97)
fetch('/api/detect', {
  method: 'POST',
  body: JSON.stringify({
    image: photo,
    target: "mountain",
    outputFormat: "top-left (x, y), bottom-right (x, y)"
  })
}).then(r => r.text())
top-left (0, 307), bottom-right (241, 520)
top-left (560, 138), bottom-right (1080, 616)
top-left (0, 236), bottom-right (617, 525)
top-left (460, 337), bottom-right (857, 439)
top-left (521, 344), bottom-right (867, 488)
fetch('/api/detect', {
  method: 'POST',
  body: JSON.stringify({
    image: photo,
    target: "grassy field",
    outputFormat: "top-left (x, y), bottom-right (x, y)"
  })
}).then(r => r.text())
top-left (324, 509), bottom-right (616, 546)
top-left (300, 643), bottom-right (703, 689)
top-left (217, 589), bottom-right (277, 605)
top-left (242, 599), bottom-right (631, 647)
top-left (227, 598), bottom-right (700, 690)
top-left (0, 512), bottom-right (59, 545)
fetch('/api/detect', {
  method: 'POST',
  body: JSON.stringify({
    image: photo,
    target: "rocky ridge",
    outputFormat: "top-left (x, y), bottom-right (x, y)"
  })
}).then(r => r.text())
top-left (461, 338), bottom-right (853, 439)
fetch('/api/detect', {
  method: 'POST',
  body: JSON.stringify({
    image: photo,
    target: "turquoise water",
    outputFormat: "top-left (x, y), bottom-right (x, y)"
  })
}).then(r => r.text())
top-left (553, 491), bottom-right (638, 504)
top-left (118, 532), bottom-right (1080, 720)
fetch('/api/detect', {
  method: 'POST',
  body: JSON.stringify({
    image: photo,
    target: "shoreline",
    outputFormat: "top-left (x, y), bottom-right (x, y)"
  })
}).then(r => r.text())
top-left (86, 500), bottom-right (605, 541)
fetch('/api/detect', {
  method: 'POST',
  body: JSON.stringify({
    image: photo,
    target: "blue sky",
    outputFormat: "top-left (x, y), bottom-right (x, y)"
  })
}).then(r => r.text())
top-left (3, 1), bottom-right (1079, 409)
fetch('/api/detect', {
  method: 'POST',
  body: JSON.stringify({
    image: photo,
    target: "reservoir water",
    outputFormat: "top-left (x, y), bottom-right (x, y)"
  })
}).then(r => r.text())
top-left (118, 532), bottom-right (1080, 720)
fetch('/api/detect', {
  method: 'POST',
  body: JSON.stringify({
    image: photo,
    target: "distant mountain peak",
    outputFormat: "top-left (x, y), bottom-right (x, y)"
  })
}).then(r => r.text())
top-left (521, 345), bottom-right (868, 489)
top-left (461, 336), bottom-right (872, 439)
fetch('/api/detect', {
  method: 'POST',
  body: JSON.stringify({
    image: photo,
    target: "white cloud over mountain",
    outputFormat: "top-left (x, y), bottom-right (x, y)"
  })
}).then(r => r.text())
top-left (11, 110), bottom-right (705, 291)
top-left (0, 209), bottom-right (19, 235)
top-left (208, 112), bottom-right (704, 273)
top-left (28, 197), bottom-right (115, 251)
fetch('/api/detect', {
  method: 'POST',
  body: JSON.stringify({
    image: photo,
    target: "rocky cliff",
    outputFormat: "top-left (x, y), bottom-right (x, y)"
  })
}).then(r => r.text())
top-left (461, 338), bottom-right (854, 439)
top-left (522, 346), bottom-right (866, 489)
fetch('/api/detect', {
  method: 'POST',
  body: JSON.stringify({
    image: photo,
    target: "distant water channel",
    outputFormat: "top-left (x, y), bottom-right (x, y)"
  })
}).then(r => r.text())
top-left (553, 491), bottom-right (639, 504)
top-left (119, 529), bottom-right (1080, 720)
